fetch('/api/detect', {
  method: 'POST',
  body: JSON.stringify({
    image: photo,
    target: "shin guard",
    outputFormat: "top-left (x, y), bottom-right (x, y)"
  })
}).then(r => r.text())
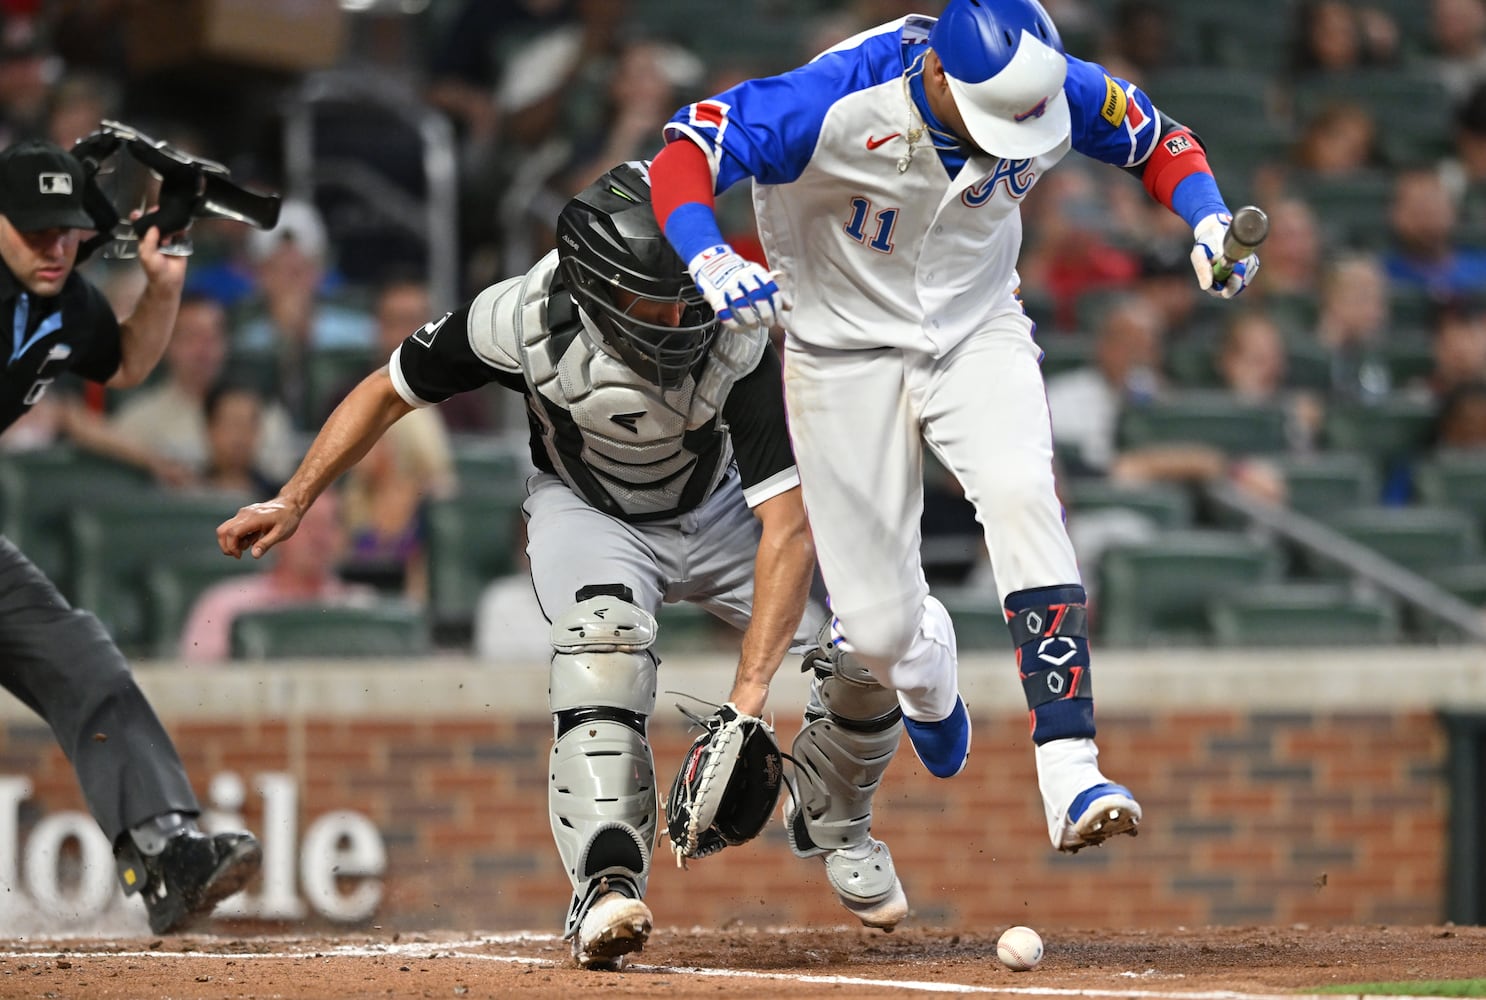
top-left (1005, 585), bottom-right (1095, 745)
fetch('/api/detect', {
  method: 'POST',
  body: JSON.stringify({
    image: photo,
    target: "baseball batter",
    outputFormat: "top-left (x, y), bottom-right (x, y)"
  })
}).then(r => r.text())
top-left (216, 164), bottom-right (912, 968)
top-left (650, 0), bottom-right (1260, 849)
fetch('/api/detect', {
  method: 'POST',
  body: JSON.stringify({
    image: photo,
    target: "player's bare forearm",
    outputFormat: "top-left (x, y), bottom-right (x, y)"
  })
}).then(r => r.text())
top-left (216, 369), bottom-right (413, 558)
top-left (730, 489), bottom-right (815, 717)
top-left (109, 228), bottom-right (187, 388)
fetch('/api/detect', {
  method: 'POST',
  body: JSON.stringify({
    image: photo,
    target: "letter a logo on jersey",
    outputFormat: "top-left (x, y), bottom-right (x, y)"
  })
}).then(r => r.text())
top-left (963, 158), bottom-right (1037, 206)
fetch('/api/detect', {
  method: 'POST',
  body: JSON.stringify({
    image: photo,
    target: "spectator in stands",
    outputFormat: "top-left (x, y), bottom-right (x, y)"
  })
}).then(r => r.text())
top-left (1442, 80), bottom-right (1486, 231)
top-left (1246, 198), bottom-right (1322, 302)
top-left (1292, 101), bottom-right (1385, 177)
top-left (1095, 0), bottom-right (1177, 85)
top-left (1046, 296), bottom-right (1286, 501)
top-left (1215, 309), bottom-right (1323, 449)
top-left (1384, 169), bottom-right (1486, 299)
top-left (1417, 303), bottom-right (1486, 399)
top-left (1133, 235), bottom-right (1203, 340)
top-left (1017, 163), bottom-right (1141, 332)
top-left (1291, 0), bottom-right (1398, 78)
top-left (0, 16), bottom-right (56, 147)
top-left (179, 488), bottom-right (374, 663)
top-left (1430, 0), bottom-right (1486, 101)
top-left (110, 292), bottom-right (297, 483)
top-left (1314, 254), bottom-right (1393, 402)
top-left (45, 71), bottom-right (117, 149)
top-left (235, 200), bottom-right (373, 355)
top-left (559, 38), bottom-right (703, 197)
top-left (1434, 379), bottom-right (1486, 449)
top-left (197, 381), bottom-right (279, 499)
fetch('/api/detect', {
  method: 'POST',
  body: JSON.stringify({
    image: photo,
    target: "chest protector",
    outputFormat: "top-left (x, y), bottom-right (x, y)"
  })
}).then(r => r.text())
top-left (514, 256), bottom-right (734, 521)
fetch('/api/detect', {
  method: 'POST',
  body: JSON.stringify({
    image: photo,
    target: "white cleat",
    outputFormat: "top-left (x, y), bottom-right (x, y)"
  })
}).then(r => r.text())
top-left (572, 892), bottom-right (652, 970)
top-left (823, 838), bottom-right (909, 930)
top-left (1054, 782), bottom-right (1142, 853)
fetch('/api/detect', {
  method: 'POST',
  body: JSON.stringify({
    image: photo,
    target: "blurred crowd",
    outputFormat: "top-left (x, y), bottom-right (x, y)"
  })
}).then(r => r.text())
top-left (2, 0), bottom-right (1485, 654)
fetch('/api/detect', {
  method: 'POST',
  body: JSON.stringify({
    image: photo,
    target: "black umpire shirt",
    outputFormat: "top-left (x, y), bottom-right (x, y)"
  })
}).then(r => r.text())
top-left (0, 262), bottom-right (121, 433)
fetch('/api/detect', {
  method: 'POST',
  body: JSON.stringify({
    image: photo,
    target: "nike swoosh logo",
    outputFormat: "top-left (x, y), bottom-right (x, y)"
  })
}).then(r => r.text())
top-left (866, 133), bottom-right (900, 150)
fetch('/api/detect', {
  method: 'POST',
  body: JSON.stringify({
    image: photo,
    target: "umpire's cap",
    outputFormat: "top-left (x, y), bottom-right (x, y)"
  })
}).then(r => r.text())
top-left (0, 139), bottom-right (94, 231)
top-left (929, 0), bottom-right (1069, 160)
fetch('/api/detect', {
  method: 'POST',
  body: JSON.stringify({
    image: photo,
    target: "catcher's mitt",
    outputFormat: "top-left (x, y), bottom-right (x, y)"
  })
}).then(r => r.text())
top-left (665, 703), bottom-right (784, 866)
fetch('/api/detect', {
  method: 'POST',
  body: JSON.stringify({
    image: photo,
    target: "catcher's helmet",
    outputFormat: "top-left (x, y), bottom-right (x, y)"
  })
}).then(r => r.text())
top-left (928, 0), bottom-right (1068, 160)
top-left (556, 162), bottom-right (717, 389)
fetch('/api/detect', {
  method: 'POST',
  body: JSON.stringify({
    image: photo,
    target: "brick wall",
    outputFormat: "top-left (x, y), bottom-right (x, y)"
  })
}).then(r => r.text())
top-left (0, 702), bottom-right (1448, 933)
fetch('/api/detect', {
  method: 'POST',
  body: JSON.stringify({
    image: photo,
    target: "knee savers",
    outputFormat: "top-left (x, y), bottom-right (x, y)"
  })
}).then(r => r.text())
top-left (548, 587), bottom-right (659, 935)
top-left (1005, 584), bottom-right (1095, 745)
top-left (786, 619), bottom-right (902, 857)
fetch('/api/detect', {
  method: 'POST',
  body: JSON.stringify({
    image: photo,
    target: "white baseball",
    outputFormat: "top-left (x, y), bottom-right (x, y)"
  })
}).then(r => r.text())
top-left (996, 925), bottom-right (1043, 971)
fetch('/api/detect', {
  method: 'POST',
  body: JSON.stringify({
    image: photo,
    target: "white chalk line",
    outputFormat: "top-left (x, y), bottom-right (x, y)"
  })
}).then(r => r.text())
top-left (0, 938), bottom-right (1463, 1000)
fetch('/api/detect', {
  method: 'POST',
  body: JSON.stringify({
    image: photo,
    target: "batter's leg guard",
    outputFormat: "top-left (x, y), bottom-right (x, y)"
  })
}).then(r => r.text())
top-left (784, 619), bottom-right (909, 930)
top-left (548, 585), bottom-right (659, 967)
top-left (1004, 585), bottom-right (1141, 852)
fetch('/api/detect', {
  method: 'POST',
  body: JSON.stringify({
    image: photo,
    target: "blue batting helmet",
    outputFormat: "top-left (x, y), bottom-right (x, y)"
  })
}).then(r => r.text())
top-left (928, 0), bottom-right (1069, 159)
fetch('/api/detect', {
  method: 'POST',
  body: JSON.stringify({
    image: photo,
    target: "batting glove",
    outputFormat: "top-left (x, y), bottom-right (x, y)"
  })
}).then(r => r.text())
top-left (1190, 212), bottom-right (1261, 300)
top-left (687, 244), bottom-right (784, 332)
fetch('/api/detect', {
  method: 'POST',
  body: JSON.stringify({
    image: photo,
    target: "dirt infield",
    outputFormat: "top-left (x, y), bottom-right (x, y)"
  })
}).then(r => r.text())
top-left (4, 924), bottom-right (1485, 1000)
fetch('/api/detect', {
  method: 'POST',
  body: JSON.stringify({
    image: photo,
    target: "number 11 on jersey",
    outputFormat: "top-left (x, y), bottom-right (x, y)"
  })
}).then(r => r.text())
top-left (843, 197), bottom-right (898, 254)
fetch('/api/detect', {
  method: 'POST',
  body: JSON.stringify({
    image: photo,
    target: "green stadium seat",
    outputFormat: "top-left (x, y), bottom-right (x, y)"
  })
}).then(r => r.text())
top-left (1207, 583), bottom-right (1401, 647)
top-left (426, 489), bottom-right (524, 637)
top-left (229, 601), bottom-right (430, 660)
top-left (305, 347), bottom-right (379, 424)
top-left (1038, 332), bottom-right (1096, 377)
top-left (1299, 505), bottom-right (1482, 579)
top-left (68, 492), bottom-right (252, 656)
top-left (1118, 392), bottom-right (1290, 455)
top-left (450, 441), bottom-right (529, 498)
top-left (1377, 334), bottom-right (1435, 386)
top-left (1294, 72), bottom-right (1454, 156)
top-left (936, 588), bottom-right (1012, 652)
top-left (1097, 530), bottom-right (1284, 646)
top-left (1164, 336), bottom-right (1220, 389)
top-left (0, 447), bottom-right (154, 591)
top-left (1283, 335), bottom-right (1334, 391)
top-left (1265, 294), bottom-right (1321, 337)
top-left (1322, 397), bottom-right (1436, 468)
top-left (1415, 451), bottom-right (1486, 533)
top-left (656, 601), bottom-right (737, 654)
top-left (1289, 171), bottom-right (1394, 249)
top-left (1272, 452), bottom-right (1380, 517)
top-left (1389, 291), bottom-right (1440, 331)
top-left (1064, 479), bottom-right (1194, 529)
top-left (145, 559), bottom-right (263, 660)
top-left (1142, 69), bottom-right (1272, 134)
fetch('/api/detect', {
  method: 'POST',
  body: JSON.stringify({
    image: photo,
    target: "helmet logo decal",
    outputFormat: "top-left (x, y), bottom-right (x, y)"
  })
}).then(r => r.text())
top-left (963, 158), bottom-right (1037, 206)
top-left (1013, 96), bottom-right (1050, 122)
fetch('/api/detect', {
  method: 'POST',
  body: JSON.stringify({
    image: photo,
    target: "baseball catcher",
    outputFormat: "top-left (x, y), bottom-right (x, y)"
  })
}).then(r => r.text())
top-left (215, 161), bottom-right (909, 970)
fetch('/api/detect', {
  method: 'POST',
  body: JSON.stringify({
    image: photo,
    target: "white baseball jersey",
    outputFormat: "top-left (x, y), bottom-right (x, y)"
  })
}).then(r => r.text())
top-left (662, 14), bottom-right (1165, 355)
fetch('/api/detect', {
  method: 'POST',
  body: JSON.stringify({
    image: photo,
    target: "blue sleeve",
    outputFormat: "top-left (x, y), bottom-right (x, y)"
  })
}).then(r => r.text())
top-left (1063, 54), bottom-right (1163, 169)
top-left (663, 32), bottom-right (901, 194)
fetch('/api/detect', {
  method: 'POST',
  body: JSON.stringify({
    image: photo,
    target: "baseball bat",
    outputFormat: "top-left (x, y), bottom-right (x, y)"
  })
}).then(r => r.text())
top-left (1211, 205), bottom-right (1269, 285)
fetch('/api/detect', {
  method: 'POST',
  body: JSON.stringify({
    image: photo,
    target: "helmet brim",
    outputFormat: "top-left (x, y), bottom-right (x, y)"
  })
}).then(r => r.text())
top-left (944, 74), bottom-right (1070, 160)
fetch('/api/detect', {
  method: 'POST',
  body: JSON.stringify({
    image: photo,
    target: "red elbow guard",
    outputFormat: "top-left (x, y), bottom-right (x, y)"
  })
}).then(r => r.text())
top-left (651, 140), bottom-right (716, 229)
top-left (1142, 129), bottom-right (1212, 208)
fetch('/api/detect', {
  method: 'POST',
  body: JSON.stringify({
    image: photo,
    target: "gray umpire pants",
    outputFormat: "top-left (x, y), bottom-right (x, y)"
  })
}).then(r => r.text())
top-left (523, 468), bottom-right (830, 646)
top-left (0, 536), bottom-right (198, 844)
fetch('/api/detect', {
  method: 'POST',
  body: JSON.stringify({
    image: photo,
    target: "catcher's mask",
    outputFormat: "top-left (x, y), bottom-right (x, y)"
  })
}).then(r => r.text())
top-left (556, 161), bottom-right (718, 390)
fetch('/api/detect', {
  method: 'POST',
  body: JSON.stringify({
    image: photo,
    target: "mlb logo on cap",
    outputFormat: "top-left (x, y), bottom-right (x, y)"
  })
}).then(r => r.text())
top-left (38, 172), bottom-right (73, 195)
top-left (0, 139), bottom-right (94, 231)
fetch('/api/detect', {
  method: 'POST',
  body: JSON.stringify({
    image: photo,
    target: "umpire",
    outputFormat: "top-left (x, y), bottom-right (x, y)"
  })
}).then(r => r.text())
top-left (0, 139), bottom-right (260, 933)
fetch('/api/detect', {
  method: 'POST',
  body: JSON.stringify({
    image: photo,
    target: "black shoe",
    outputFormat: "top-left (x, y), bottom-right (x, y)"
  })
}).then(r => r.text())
top-left (117, 831), bottom-right (262, 935)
